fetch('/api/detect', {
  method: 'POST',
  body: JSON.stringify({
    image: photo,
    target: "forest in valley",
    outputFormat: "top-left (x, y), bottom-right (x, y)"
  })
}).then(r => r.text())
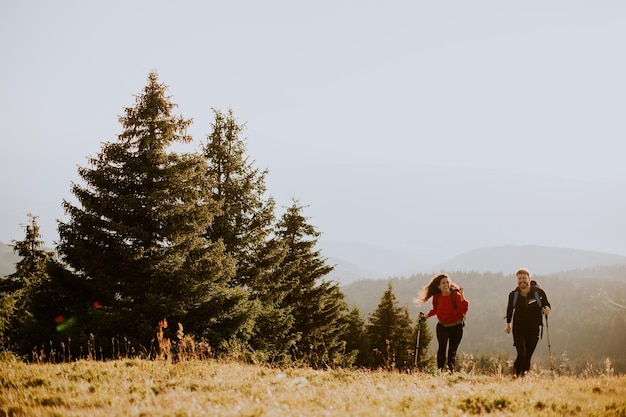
top-left (1, 71), bottom-right (625, 375)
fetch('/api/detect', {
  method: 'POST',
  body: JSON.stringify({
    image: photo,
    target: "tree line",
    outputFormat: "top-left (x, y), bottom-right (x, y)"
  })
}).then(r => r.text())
top-left (0, 72), bottom-right (434, 370)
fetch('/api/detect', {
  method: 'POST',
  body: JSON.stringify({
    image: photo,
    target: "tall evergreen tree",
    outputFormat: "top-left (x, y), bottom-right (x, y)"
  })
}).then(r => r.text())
top-left (57, 72), bottom-right (251, 352)
top-left (201, 109), bottom-right (278, 288)
top-left (201, 109), bottom-right (285, 355)
top-left (275, 200), bottom-right (348, 368)
top-left (367, 282), bottom-right (414, 370)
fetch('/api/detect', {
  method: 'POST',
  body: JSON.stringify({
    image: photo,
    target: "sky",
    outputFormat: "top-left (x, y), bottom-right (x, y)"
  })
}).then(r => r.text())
top-left (1, 1), bottom-right (626, 263)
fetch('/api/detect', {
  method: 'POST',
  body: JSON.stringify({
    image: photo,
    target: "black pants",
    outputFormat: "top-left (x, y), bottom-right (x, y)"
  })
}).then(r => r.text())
top-left (512, 325), bottom-right (540, 376)
top-left (436, 322), bottom-right (464, 372)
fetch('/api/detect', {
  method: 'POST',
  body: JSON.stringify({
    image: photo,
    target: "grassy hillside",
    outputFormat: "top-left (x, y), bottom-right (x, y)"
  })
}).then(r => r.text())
top-left (1, 358), bottom-right (625, 416)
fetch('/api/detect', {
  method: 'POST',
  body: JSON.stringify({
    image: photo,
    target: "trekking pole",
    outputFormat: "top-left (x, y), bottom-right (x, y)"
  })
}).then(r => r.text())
top-left (415, 313), bottom-right (423, 368)
top-left (545, 313), bottom-right (553, 371)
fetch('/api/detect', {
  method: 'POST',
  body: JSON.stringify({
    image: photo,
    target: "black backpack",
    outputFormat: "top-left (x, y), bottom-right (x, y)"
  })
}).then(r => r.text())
top-left (512, 281), bottom-right (543, 310)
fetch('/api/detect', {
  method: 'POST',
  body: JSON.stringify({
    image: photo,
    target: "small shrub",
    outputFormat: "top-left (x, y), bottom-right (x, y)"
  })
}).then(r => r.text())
top-left (6, 406), bottom-right (27, 417)
top-left (0, 350), bottom-right (20, 364)
top-left (605, 402), bottom-right (626, 417)
top-left (38, 397), bottom-right (64, 407)
top-left (23, 378), bottom-right (46, 388)
top-left (458, 395), bottom-right (511, 414)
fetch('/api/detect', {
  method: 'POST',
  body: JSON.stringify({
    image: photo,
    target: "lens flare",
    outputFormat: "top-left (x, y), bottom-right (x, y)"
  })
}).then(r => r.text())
top-left (56, 317), bottom-right (76, 332)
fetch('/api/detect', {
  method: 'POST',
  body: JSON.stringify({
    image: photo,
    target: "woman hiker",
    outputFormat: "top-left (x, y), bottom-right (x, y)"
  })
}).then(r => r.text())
top-left (417, 273), bottom-right (469, 373)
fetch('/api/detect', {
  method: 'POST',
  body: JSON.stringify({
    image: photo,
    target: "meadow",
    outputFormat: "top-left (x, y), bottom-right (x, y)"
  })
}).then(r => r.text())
top-left (1, 357), bottom-right (625, 417)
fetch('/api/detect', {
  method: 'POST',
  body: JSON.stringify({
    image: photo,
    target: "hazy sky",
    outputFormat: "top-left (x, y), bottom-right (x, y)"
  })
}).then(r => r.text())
top-left (1, 1), bottom-right (625, 260)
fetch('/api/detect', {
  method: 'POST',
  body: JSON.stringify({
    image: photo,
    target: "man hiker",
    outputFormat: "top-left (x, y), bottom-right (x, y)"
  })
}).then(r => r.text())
top-left (504, 268), bottom-right (551, 377)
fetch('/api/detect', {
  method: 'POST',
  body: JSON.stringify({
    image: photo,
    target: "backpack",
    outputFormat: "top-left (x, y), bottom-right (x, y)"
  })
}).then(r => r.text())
top-left (433, 290), bottom-right (465, 326)
top-left (512, 284), bottom-right (542, 310)
top-left (511, 280), bottom-right (544, 335)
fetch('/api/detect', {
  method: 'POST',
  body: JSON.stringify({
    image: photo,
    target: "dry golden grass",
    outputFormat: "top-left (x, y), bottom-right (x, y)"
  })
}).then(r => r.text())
top-left (1, 358), bottom-right (625, 416)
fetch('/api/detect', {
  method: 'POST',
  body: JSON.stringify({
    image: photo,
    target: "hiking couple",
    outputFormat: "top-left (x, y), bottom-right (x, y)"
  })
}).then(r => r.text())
top-left (416, 268), bottom-right (551, 376)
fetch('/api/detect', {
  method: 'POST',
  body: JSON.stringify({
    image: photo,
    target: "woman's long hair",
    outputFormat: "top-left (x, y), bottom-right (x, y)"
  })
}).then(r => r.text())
top-left (415, 273), bottom-right (459, 305)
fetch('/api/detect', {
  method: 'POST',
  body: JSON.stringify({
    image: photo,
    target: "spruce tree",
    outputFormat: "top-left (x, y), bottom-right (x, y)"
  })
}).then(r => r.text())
top-left (0, 215), bottom-right (91, 360)
top-left (201, 109), bottom-right (285, 355)
top-left (0, 214), bottom-right (53, 352)
top-left (275, 200), bottom-right (348, 368)
top-left (57, 72), bottom-right (250, 352)
top-left (0, 283), bottom-right (15, 346)
top-left (367, 282), bottom-right (414, 370)
top-left (201, 109), bottom-right (278, 287)
top-left (342, 306), bottom-right (371, 368)
top-left (10, 215), bottom-right (50, 287)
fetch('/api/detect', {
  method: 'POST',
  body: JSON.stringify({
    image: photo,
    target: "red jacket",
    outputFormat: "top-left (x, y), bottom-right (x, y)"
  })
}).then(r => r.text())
top-left (427, 292), bottom-right (468, 325)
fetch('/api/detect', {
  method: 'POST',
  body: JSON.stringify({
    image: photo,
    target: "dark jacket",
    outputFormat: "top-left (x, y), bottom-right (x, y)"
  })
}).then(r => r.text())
top-left (506, 285), bottom-right (550, 329)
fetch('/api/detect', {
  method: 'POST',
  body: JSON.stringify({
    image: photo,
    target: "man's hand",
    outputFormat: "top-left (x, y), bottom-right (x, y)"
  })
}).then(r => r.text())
top-left (504, 323), bottom-right (511, 334)
top-left (542, 306), bottom-right (551, 316)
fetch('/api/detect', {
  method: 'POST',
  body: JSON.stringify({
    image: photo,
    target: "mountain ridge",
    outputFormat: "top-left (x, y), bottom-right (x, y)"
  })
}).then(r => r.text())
top-left (435, 244), bottom-right (626, 275)
top-left (319, 241), bottom-right (626, 285)
top-left (3, 241), bottom-right (626, 284)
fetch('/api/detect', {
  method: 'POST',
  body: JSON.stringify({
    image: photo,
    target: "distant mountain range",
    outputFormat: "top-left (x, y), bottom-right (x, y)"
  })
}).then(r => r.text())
top-left (432, 244), bottom-right (626, 275)
top-left (3, 240), bottom-right (626, 285)
top-left (0, 242), bottom-right (57, 277)
top-left (318, 241), bottom-right (626, 285)
top-left (0, 242), bottom-right (17, 277)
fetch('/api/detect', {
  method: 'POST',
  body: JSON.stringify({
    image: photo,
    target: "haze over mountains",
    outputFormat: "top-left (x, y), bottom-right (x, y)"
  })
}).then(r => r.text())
top-left (265, 163), bottom-right (626, 270)
top-left (2, 157), bottom-right (625, 283)
top-left (318, 242), bottom-right (626, 285)
top-left (3, 239), bottom-right (625, 287)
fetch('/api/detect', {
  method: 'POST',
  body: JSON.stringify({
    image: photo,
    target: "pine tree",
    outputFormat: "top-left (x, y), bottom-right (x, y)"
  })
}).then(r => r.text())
top-left (201, 108), bottom-right (285, 356)
top-left (201, 108), bottom-right (278, 288)
top-left (10, 215), bottom-right (51, 287)
top-left (1, 214), bottom-right (51, 347)
top-left (57, 72), bottom-right (250, 352)
top-left (242, 234), bottom-right (295, 364)
top-left (275, 200), bottom-right (348, 368)
top-left (342, 306), bottom-right (371, 368)
top-left (0, 284), bottom-right (15, 346)
top-left (0, 215), bottom-right (60, 354)
top-left (367, 282), bottom-right (414, 370)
